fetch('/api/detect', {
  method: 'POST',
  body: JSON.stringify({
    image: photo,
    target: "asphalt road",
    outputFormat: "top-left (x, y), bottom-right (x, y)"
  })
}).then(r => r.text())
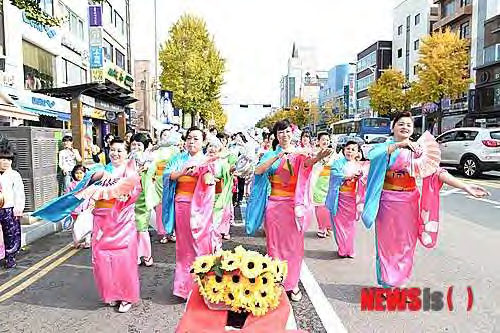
top-left (0, 171), bottom-right (498, 333)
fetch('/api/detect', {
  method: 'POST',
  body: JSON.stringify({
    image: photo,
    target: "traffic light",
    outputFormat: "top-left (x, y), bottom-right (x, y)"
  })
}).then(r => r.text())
top-left (262, 104), bottom-right (272, 108)
top-left (240, 104), bottom-right (249, 108)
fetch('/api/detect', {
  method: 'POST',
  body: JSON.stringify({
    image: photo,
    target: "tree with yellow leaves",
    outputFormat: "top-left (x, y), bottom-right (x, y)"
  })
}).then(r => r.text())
top-left (412, 28), bottom-right (471, 134)
top-left (368, 68), bottom-right (412, 116)
top-left (159, 14), bottom-right (225, 128)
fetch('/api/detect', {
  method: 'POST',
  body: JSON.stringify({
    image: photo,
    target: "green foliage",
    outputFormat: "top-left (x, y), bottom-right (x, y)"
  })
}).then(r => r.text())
top-left (159, 14), bottom-right (226, 128)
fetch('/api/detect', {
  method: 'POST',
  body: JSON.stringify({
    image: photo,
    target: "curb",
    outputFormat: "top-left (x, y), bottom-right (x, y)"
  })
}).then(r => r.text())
top-left (21, 220), bottom-right (63, 248)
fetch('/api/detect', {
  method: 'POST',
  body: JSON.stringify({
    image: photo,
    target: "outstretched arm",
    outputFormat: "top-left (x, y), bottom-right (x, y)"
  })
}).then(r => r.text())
top-left (438, 171), bottom-right (489, 198)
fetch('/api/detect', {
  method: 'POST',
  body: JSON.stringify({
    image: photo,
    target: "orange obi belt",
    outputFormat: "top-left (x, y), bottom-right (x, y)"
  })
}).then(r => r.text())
top-left (215, 179), bottom-right (224, 194)
top-left (176, 175), bottom-right (197, 196)
top-left (340, 179), bottom-right (357, 193)
top-left (270, 174), bottom-right (297, 197)
top-left (383, 170), bottom-right (416, 191)
top-left (319, 166), bottom-right (331, 177)
top-left (95, 199), bottom-right (116, 209)
top-left (156, 161), bottom-right (167, 176)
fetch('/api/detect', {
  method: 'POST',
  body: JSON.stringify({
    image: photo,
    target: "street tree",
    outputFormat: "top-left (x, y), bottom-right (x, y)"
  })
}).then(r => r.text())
top-left (200, 99), bottom-right (227, 130)
top-left (159, 14), bottom-right (225, 127)
top-left (368, 68), bottom-right (412, 116)
top-left (9, 0), bottom-right (105, 26)
top-left (288, 98), bottom-right (310, 128)
top-left (412, 28), bottom-right (471, 134)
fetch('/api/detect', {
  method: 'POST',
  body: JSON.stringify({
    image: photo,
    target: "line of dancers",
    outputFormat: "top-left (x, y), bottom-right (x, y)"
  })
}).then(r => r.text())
top-left (33, 111), bottom-right (489, 313)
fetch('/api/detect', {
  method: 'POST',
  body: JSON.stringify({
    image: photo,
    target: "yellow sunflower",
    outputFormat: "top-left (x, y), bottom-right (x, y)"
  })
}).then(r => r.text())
top-left (251, 302), bottom-right (270, 317)
top-left (224, 283), bottom-right (244, 309)
top-left (240, 253), bottom-right (263, 279)
top-left (226, 271), bottom-right (244, 291)
top-left (233, 245), bottom-right (247, 259)
top-left (240, 282), bottom-right (258, 307)
top-left (260, 255), bottom-right (273, 273)
top-left (220, 252), bottom-right (241, 271)
top-left (204, 276), bottom-right (226, 304)
top-left (269, 259), bottom-right (288, 282)
top-left (192, 255), bottom-right (216, 274)
top-left (255, 272), bottom-right (274, 290)
top-left (253, 287), bottom-right (272, 309)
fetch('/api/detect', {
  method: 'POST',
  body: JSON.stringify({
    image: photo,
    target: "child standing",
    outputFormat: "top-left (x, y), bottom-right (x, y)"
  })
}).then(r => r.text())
top-left (0, 138), bottom-right (25, 269)
top-left (59, 135), bottom-right (82, 193)
top-left (66, 165), bottom-right (92, 249)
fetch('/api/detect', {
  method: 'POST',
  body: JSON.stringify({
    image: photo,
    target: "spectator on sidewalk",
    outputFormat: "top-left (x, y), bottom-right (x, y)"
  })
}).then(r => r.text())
top-left (0, 138), bottom-right (25, 269)
top-left (103, 134), bottom-right (114, 164)
top-left (58, 135), bottom-right (82, 193)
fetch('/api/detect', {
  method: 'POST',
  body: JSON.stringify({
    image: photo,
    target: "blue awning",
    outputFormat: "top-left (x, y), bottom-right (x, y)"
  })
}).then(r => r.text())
top-left (21, 106), bottom-right (71, 121)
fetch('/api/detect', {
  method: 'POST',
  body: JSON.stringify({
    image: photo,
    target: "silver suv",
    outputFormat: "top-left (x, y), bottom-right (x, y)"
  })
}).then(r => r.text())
top-left (436, 127), bottom-right (500, 178)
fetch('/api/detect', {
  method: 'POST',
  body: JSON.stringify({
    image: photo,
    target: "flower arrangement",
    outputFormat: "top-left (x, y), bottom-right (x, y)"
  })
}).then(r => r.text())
top-left (191, 246), bottom-right (288, 317)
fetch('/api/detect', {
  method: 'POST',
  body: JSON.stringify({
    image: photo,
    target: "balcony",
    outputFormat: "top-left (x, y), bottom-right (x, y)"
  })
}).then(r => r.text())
top-left (433, 4), bottom-right (472, 31)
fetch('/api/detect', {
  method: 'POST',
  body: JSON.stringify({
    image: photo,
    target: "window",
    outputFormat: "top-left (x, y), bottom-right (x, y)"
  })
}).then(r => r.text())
top-left (454, 130), bottom-right (478, 141)
top-left (398, 48), bottom-right (403, 58)
top-left (62, 59), bottom-right (87, 85)
top-left (114, 11), bottom-right (124, 35)
top-left (357, 52), bottom-right (376, 72)
top-left (414, 40), bottom-right (419, 50)
top-left (490, 131), bottom-right (500, 140)
top-left (357, 97), bottom-right (370, 111)
top-left (103, 1), bottom-right (113, 24)
top-left (356, 74), bottom-right (374, 92)
top-left (0, 2), bottom-right (5, 56)
top-left (22, 40), bottom-right (55, 90)
top-left (398, 25), bottom-right (403, 35)
top-left (116, 49), bottom-right (125, 69)
top-left (414, 65), bottom-right (418, 75)
top-left (415, 13), bottom-right (421, 25)
top-left (437, 131), bottom-right (456, 143)
top-left (103, 39), bottom-right (113, 61)
top-left (461, 0), bottom-right (471, 6)
top-left (363, 118), bottom-right (390, 128)
top-left (460, 22), bottom-right (471, 39)
top-left (40, 0), bottom-right (54, 16)
top-left (443, 1), bottom-right (456, 17)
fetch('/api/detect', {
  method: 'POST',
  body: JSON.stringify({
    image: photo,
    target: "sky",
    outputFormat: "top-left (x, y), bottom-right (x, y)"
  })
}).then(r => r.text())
top-left (131, 0), bottom-right (398, 131)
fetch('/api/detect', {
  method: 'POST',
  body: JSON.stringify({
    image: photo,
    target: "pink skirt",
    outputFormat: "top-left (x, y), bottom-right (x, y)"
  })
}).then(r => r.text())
top-left (92, 207), bottom-right (140, 304)
top-left (173, 196), bottom-right (213, 299)
top-left (315, 205), bottom-right (331, 232)
top-left (332, 193), bottom-right (357, 257)
top-left (265, 196), bottom-right (304, 291)
top-left (376, 189), bottom-right (420, 287)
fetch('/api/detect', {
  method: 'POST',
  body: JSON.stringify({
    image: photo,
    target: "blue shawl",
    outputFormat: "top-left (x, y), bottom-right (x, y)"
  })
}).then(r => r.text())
top-left (325, 157), bottom-right (348, 216)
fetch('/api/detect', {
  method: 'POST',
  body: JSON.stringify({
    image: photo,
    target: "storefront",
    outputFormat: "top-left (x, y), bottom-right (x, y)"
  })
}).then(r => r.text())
top-left (81, 94), bottom-right (120, 146)
top-left (472, 62), bottom-right (500, 127)
top-left (1, 86), bottom-right (70, 128)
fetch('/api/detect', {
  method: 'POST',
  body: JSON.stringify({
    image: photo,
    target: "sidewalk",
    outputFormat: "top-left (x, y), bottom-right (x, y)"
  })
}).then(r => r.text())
top-left (20, 214), bottom-right (63, 248)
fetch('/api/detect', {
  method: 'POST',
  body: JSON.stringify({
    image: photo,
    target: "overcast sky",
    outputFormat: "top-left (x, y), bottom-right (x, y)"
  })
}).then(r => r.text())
top-left (131, 0), bottom-right (398, 131)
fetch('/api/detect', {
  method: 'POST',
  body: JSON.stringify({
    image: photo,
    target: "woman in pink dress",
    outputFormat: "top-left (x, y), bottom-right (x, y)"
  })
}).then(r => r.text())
top-left (162, 127), bottom-right (216, 299)
top-left (91, 138), bottom-right (142, 312)
top-left (248, 119), bottom-right (330, 302)
top-left (362, 111), bottom-right (489, 287)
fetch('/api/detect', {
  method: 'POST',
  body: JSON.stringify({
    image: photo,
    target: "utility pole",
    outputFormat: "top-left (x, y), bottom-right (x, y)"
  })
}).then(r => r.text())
top-left (153, 0), bottom-right (159, 132)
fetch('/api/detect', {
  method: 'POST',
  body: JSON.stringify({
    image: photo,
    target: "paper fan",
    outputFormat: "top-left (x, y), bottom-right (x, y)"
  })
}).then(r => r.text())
top-left (413, 131), bottom-right (441, 178)
top-left (75, 175), bottom-right (140, 201)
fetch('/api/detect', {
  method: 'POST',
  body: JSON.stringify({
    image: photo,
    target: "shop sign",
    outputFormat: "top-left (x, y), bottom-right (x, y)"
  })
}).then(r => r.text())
top-left (83, 105), bottom-right (106, 120)
top-left (89, 28), bottom-right (103, 46)
top-left (91, 68), bottom-right (104, 83)
top-left (105, 111), bottom-right (116, 121)
top-left (95, 99), bottom-right (124, 113)
top-left (88, 6), bottom-right (103, 27)
top-left (90, 46), bottom-right (104, 68)
top-left (31, 97), bottom-right (56, 109)
top-left (105, 65), bottom-right (134, 90)
top-left (81, 95), bottom-right (96, 107)
top-left (22, 12), bottom-right (57, 39)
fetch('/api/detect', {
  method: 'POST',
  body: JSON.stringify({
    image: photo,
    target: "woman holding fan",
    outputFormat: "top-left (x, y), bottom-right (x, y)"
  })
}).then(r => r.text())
top-left (246, 119), bottom-right (331, 302)
top-left (362, 111), bottom-right (489, 288)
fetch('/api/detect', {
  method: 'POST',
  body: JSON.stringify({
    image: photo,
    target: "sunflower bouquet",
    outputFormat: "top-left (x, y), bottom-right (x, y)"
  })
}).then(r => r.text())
top-left (191, 245), bottom-right (288, 317)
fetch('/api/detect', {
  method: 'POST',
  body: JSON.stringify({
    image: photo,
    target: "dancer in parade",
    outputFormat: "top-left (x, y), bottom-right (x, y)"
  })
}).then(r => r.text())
top-left (162, 127), bottom-right (217, 299)
top-left (34, 137), bottom-right (142, 313)
top-left (65, 164), bottom-right (92, 249)
top-left (130, 133), bottom-right (155, 267)
top-left (145, 128), bottom-right (180, 244)
top-left (246, 119), bottom-right (331, 301)
top-left (326, 140), bottom-right (368, 258)
top-left (362, 111), bottom-right (489, 287)
top-left (0, 138), bottom-right (25, 269)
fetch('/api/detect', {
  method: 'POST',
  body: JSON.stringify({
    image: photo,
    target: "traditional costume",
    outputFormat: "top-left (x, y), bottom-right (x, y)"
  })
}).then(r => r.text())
top-left (246, 148), bottom-right (312, 291)
top-left (162, 152), bottom-right (216, 299)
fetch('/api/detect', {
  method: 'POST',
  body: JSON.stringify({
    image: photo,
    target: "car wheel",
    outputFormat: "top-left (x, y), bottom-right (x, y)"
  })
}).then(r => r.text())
top-left (461, 156), bottom-right (481, 178)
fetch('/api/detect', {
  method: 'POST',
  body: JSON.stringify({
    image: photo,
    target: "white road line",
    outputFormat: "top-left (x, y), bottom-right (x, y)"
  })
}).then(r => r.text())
top-left (300, 261), bottom-right (347, 333)
top-left (440, 188), bottom-right (464, 196)
top-left (465, 195), bottom-right (500, 208)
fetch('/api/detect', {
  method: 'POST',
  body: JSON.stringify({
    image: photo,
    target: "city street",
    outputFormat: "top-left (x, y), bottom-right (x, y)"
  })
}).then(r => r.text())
top-left (0, 172), bottom-right (498, 332)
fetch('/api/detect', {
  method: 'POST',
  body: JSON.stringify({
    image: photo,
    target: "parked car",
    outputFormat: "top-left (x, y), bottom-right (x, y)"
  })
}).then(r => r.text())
top-left (335, 135), bottom-right (365, 153)
top-left (435, 127), bottom-right (500, 178)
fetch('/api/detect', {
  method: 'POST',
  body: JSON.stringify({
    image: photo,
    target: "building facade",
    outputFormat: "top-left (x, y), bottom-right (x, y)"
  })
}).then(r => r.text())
top-left (356, 41), bottom-right (392, 118)
top-left (472, 0), bottom-right (500, 127)
top-left (318, 64), bottom-right (356, 125)
top-left (0, 0), bottom-right (137, 155)
top-left (393, 0), bottom-right (438, 81)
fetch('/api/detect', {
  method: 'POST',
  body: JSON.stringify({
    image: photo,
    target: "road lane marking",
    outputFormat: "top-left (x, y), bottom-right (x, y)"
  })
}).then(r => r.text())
top-left (300, 261), bottom-right (347, 333)
top-left (465, 195), bottom-right (500, 208)
top-left (441, 188), bottom-right (464, 196)
top-left (0, 243), bottom-right (73, 294)
top-left (0, 248), bottom-right (79, 303)
top-left (459, 178), bottom-right (500, 189)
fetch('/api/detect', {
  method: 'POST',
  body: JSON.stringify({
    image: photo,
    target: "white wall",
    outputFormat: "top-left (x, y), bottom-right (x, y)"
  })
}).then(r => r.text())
top-left (487, 0), bottom-right (500, 20)
top-left (392, 0), bottom-right (434, 82)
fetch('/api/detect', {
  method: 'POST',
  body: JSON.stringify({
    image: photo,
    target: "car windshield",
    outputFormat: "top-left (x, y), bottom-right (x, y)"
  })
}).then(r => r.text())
top-left (490, 131), bottom-right (500, 140)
